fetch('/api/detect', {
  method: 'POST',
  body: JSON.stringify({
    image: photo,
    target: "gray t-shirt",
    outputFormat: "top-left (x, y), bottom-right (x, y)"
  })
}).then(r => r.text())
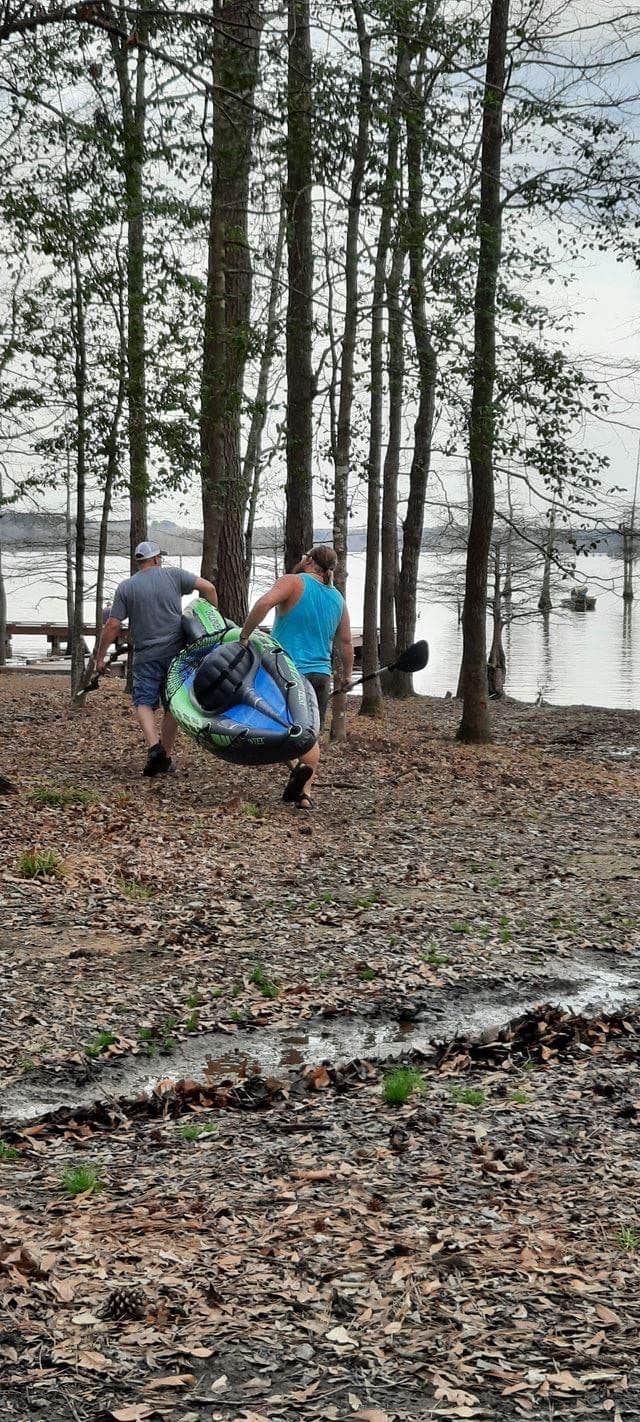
top-left (111, 566), bottom-right (198, 664)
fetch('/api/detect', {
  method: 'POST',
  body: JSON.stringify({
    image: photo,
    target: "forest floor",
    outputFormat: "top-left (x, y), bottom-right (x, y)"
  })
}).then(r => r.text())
top-left (1, 674), bottom-right (640, 1422)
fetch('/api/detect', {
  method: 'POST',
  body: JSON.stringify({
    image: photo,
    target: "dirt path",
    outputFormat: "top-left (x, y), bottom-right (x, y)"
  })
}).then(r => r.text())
top-left (1, 679), bottom-right (640, 1419)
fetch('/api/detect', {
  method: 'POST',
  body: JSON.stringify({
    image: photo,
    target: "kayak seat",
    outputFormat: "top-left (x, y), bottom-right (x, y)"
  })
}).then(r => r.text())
top-left (192, 641), bottom-right (259, 716)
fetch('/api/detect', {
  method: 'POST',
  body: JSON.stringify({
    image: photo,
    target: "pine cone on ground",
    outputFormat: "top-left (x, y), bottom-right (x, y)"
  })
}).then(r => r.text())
top-left (102, 1284), bottom-right (145, 1320)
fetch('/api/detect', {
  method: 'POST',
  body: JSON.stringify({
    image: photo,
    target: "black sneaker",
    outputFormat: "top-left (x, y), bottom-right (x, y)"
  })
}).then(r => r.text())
top-left (142, 744), bottom-right (171, 777)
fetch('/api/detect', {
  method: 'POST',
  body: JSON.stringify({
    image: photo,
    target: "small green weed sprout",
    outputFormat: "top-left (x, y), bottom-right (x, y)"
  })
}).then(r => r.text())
top-left (357, 964), bottom-right (377, 982)
top-left (115, 876), bottom-right (153, 902)
top-left (383, 1067), bottom-right (426, 1107)
top-left (61, 1164), bottom-right (102, 1197)
top-left (510, 1089), bottom-right (529, 1105)
top-left (450, 1085), bottom-right (486, 1107)
top-left (421, 944), bottom-right (449, 967)
top-left (250, 963), bottom-right (279, 999)
top-left (242, 801), bottom-right (260, 818)
top-left (84, 1030), bottom-right (117, 1058)
top-left (617, 1226), bottom-right (640, 1253)
top-left (185, 1011), bottom-right (200, 1033)
top-left (179, 1121), bottom-right (218, 1142)
top-left (186, 989), bottom-right (204, 1009)
top-left (451, 920), bottom-right (471, 934)
top-left (19, 849), bottom-right (63, 879)
top-left (0, 1140), bottom-right (20, 1163)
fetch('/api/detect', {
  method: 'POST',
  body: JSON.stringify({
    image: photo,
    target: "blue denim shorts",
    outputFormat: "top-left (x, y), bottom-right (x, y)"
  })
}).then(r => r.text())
top-left (132, 658), bottom-right (171, 709)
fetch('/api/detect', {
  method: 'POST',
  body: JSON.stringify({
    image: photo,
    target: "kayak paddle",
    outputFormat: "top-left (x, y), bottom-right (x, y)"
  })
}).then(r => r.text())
top-left (333, 638), bottom-right (429, 695)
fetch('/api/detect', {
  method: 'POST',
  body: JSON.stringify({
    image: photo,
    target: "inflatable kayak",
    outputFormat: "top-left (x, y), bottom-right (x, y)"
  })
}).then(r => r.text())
top-left (165, 599), bottom-right (320, 766)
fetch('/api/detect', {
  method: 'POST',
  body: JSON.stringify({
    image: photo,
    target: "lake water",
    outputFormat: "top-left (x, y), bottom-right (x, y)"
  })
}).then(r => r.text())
top-left (3, 547), bottom-right (640, 710)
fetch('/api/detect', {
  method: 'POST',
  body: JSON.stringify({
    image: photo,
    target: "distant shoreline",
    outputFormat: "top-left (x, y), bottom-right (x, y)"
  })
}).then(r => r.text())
top-left (0, 511), bottom-right (626, 558)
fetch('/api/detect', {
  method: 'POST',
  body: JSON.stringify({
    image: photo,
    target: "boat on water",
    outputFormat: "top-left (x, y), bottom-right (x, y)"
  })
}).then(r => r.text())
top-left (561, 587), bottom-right (597, 611)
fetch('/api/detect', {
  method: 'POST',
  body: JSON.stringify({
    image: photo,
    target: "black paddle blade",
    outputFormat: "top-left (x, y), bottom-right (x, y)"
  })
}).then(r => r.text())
top-left (393, 640), bottom-right (429, 674)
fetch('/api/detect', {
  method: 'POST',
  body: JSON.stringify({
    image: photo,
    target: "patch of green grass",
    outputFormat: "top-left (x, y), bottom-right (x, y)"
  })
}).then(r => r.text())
top-left (231, 981), bottom-right (243, 998)
top-left (115, 876), bottom-right (154, 902)
top-left (617, 1226), bottom-right (640, 1253)
top-left (242, 801), bottom-right (260, 817)
top-left (179, 1121), bottom-right (218, 1142)
top-left (159, 1016), bottom-right (177, 1052)
top-left (451, 920), bottom-right (471, 934)
top-left (357, 964), bottom-right (377, 982)
top-left (499, 916), bottom-right (512, 943)
top-left (510, 1089), bottom-right (529, 1105)
top-left (383, 1067), bottom-right (427, 1107)
top-left (0, 1140), bottom-right (20, 1163)
top-left (488, 874), bottom-right (502, 888)
top-left (185, 1011), bottom-right (200, 1033)
top-left (61, 1163), bottom-right (102, 1197)
top-left (185, 989), bottom-right (205, 1009)
top-left (521, 1059), bottom-right (536, 1073)
top-left (230, 1009), bottom-right (245, 1023)
top-left (250, 963), bottom-right (279, 999)
top-left (210, 986), bottom-right (223, 998)
top-left (421, 944), bottom-right (449, 967)
top-left (29, 784), bottom-right (96, 808)
top-left (450, 1085), bottom-right (486, 1108)
top-left (18, 1056), bottom-right (36, 1072)
top-left (478, 925), bottom-right (492, 942)
top-left (138, 1026), bottom-right (157, 1057)
top-left (84, 1030), bottom-right (117, 1059)
top-left (355, 892), bottom-right (379, 909)
top-left (317, 968), bottom-right (333, 982)
top-left (18, 848), bottom-right (63, 879)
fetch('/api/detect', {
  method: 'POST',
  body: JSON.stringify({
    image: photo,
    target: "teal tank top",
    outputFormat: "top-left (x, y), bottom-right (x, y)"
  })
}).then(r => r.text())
top-left (273, 574), bottom-right (344, 676)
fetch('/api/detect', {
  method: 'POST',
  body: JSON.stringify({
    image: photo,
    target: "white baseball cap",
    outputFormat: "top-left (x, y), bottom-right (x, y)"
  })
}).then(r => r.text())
top-left (134, 540), bottom-right (163, 560)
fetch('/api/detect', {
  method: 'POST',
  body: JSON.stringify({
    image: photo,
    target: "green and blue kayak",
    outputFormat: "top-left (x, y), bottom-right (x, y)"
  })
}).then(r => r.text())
top-left (165, 599), bottom-right (320, 766)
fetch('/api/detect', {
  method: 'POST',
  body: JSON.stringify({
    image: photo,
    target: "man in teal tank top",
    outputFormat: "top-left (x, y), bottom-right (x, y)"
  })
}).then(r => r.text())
top-left (240, 545), bottom-right (353, 808)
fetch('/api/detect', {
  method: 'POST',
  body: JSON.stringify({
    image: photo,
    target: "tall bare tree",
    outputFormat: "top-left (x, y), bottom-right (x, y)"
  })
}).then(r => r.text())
top-left (200, 0), bottom-right (263, 622)
top-left (284, 0), bottom-right (314, 570)
top-left (458, 0), bottom-right (510, 743)
top-left (109, 0), bottom-right (150, 565)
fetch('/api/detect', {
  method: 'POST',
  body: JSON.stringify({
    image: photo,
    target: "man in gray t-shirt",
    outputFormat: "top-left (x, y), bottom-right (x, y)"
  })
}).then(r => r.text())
top-left (96, 541), bottom-right (218, 777)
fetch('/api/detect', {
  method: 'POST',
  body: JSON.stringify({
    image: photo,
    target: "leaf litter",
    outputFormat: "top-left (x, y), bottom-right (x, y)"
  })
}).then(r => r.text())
top-left (1, 677), bottom-right (640, 1418)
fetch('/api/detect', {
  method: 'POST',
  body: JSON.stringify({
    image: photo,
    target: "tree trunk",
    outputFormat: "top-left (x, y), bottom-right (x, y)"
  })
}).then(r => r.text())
top-left (458, 0), bottom-right (510, 744)
top-left (110, 3), bottom-right (149, 567)
top-left (538, 501), bottom-right (555, 611)
top-left (244, 192), bottom-right (286, 580)
top-left (69, 240), bottom-right (87, 698)
top-left (284, 0), bottom-right (314, 571)
top-left (487, 542), bottom-right (506, 697)
top-left (622, 441), bottom-right (639, 603)
top-left (95, 287), bottom-right (126, 641)
top-left (201, 0), bottom-right (263, 622)
top-left (379, 235), bottom-right (404, 683)
top-left (332, 0), bottom-right (371, 598)
top-left (388, 45), bottom-right (437, 699)
top-left (0, 467), bottom-right (6, 668)
top-left (359, 43), bottom-right (403, 719)
top-left (65, 441), bottom-right (74, 650)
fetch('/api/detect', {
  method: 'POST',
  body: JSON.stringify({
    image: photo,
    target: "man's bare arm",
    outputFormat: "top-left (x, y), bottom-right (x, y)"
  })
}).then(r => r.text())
top-left (194, 576), bottom-right (218, 607)
top-left (334, 606), bottom-right (354, 687)
top-left (96, 616), bottom-right (123, 672)
top-left (240, 575), bottom-right (300, 642)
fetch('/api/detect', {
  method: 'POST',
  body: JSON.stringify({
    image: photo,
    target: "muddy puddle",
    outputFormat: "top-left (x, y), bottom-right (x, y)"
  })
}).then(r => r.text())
top-left (3, 954), bottom-right (639, 1124)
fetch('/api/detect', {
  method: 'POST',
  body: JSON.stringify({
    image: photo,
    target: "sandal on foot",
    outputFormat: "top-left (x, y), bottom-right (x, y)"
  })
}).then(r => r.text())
top-left (294, 793), bottom-right (313, 811)
top-left (282, 763), bottom-right (313, 803)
